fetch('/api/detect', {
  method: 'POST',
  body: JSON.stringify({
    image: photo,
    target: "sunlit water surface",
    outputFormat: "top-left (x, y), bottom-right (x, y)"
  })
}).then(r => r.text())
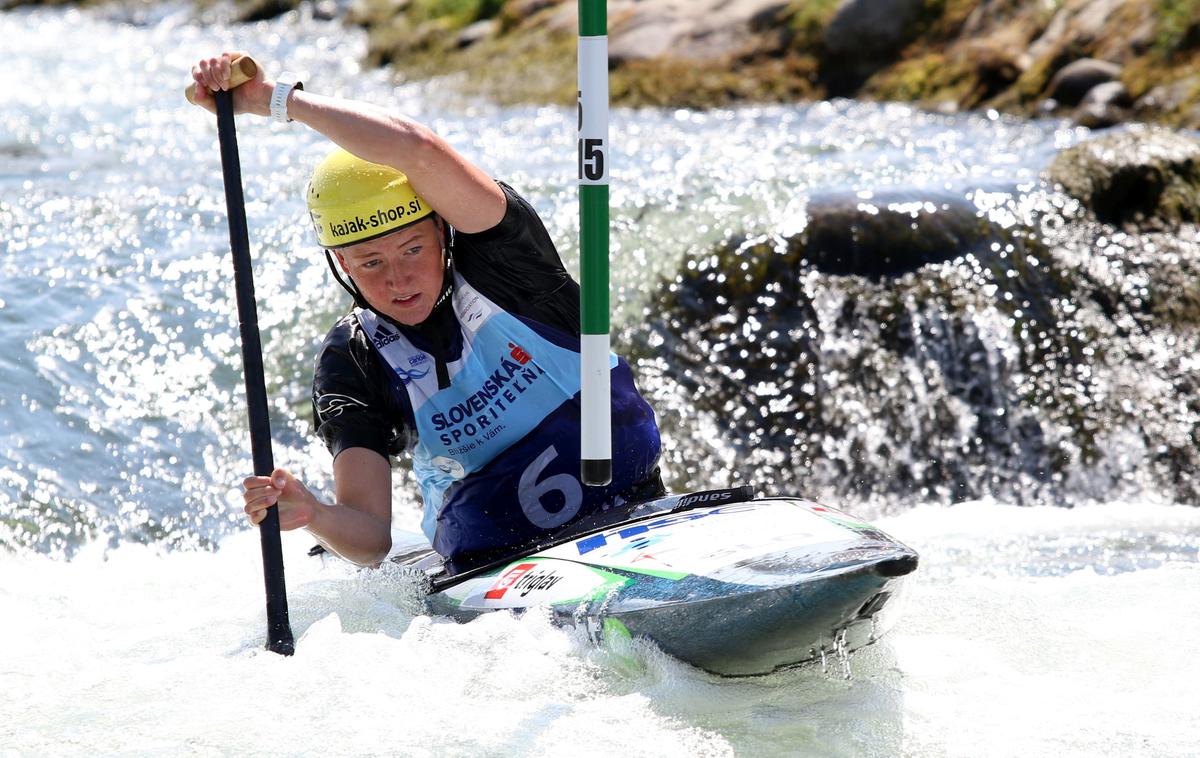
top-left (1, 5), bottom-right (1198, 756)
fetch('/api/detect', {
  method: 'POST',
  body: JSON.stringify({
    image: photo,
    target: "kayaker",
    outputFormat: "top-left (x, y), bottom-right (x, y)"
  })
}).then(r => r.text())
top-left (190, 53), bottom-right (663, 569)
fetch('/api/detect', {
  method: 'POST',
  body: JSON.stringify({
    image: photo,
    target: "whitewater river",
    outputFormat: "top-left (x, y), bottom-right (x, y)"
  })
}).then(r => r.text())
top-left (2, 4), bottom-right (1199, 756)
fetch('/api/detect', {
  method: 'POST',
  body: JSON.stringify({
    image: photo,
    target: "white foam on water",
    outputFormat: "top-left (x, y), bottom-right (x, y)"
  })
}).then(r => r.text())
top-left (0, 528), bottom-right (732, 757)
top-left (881, 501), bottom-right (1200, 758)
top-left (2, 502), bottom-right (1197, 757)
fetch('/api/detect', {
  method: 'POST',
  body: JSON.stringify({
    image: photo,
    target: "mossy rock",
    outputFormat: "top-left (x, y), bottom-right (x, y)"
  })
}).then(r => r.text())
top-left (1047, 126), bottom-right (1200, 229)
top-left (648, 190), bottom-right (1082, 497)
top-left (861, 52), bottom-right (976, 105)
top-left (611, 54), bottom-right (821, 109)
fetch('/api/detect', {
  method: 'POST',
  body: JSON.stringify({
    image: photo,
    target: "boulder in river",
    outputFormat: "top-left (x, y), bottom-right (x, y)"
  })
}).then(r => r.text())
top-left (1074, 80), bottom-right (1133, 128)
top-left (646, 190), bottom-right (1072, 503)
top-left (798, 191), bottom-right (1025, 279)
top-left (645, 163), bottom-right (1200, 505)
top-left (1047, 127), bottom-right (1200, 229)
top-left (1045, 58), bottom-right (1122, 107)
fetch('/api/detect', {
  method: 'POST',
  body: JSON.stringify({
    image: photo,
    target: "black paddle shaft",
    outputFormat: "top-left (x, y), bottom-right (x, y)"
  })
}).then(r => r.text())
top-left (214, 89), bottom-right (295, 656)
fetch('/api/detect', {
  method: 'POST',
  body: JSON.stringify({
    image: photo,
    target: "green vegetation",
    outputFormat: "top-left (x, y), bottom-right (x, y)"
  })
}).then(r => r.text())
top-left (910, 0), bottom-right (977, 42)
top-left (392, 24), bottom-right (578, 105)
top-left (612, 55), bottom-right (821, 108)
top-left (780, 0), bottom-right (841, 53)
top-left (862, 52), bottom-right (975, 104)
top-left (231, 0), bottom-right (1200, 123)
top-left (409, 0), bottom-right (505, 28)
top-left (1155, 0), bottom-right (1200, 59)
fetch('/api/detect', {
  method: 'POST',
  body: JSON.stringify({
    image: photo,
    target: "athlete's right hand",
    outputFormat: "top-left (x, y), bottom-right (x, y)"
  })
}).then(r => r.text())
top-left (190, 51), bottom-right (273, 118)
top-left (242, 467), bottom-right (320, 531)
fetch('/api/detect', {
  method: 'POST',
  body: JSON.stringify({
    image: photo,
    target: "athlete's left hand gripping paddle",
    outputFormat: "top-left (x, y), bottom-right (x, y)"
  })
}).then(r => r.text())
top-left (188, 56), bottom-right (295, 656)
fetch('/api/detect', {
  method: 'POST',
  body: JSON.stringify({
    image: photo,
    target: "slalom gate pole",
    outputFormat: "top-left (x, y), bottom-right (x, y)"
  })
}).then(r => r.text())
top-left (578, 0), bottom-right (612, 487)
top-left (211, 78), bottom-right (296, 656)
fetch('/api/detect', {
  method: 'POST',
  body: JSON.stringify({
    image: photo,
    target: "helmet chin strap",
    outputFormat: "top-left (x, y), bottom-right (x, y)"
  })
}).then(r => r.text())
top-left (324, 249), bottom-right (372, 310)
top-left (430, 220), bottom-right (456, 312)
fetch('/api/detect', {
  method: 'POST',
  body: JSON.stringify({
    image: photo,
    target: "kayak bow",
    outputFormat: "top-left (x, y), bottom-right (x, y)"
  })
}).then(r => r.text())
top-left (395, 490), bottom-right (918, 676)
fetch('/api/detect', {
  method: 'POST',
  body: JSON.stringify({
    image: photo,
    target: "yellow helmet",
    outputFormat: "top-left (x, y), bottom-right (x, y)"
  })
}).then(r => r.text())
top-left (305, 148), bottom-right (434, 248)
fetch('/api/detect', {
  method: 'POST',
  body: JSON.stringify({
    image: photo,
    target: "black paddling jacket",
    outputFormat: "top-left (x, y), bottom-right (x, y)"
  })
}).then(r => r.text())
top-left (311, 182), bottom-right (581, 460)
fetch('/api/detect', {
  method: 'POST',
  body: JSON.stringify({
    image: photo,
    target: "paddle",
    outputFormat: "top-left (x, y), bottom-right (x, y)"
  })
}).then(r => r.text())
top-left (188, 57), bottom-right (295, 656)
top-left (578, 0), bottom-right (612, 487)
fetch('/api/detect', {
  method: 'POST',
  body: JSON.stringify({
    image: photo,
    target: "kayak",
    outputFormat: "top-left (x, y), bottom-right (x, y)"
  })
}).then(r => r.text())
top-left (393, 487), bottom-right (918, 676)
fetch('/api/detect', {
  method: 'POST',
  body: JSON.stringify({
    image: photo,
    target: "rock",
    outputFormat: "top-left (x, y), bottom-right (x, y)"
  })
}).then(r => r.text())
top-left (503, 0), bottom-right (561, 23)
top-left (823, 0), bottom-right (924, 59)
top-left (456, 19), bottom-right (496, 48)
top-left (608, 0), bottom-right (789, 64)
top-left (1074, 103), bottom-right (1125, 129)
top-left (1081, 80), bottom-right (1132, 109)
top-left (798, 191), bottom-right (1018, 279)
top-left (1047, 127), bottom-right (1200, 228)
top-left (958, 36), bottom-right (1025, 105)
top-left (1024, 7), bottom-right (1069, 64)
top-left (1070, 0), bottom-right (1125, 42)
top-left (1046, 58), bottom-right (1121, 106)
top-left (311, 0), bottom-right (339, 21)
top-left (651, 189), bottom-right (1070, 503)
top-left (235, 0), bottom-right (301, 22)
top-left (961, 0), bottom-right (1034, 38)
top-left (1073, 80), bottom-right (1133, 128)
top-left (609, 12), bottom-right (689, 63)
top-left (821, 0), bottom-right (925, 95)
top-left (1135, 76), bottom-right (1200, 116)
top-left (1027, 0), bottom-right (1149, 64)
top-left (543, 1), bottom-right (578, 35)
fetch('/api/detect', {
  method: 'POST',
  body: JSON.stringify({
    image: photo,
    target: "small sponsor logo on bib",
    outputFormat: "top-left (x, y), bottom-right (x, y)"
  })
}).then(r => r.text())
top-left (373, 324), bottom-right (401, 349)
top-left (431, 456), bottom-right (466, 479)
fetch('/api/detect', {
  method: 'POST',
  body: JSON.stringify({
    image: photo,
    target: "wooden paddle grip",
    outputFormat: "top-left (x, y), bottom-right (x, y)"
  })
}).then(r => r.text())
top-left (185, 56), bottom-right (260, 104)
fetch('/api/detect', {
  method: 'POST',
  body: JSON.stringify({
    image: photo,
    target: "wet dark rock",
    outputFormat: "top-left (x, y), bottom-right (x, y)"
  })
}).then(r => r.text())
top-left (1046, 58), bottom-right (1121, 106)
top-left (646, 191), bottom-right (1077, 503)
top-left (1073, 104), bottom-right (1126, 129)
top-left (1047, 127), bottom-right (1200, 229)
top-left (822, 0), bottom-right (925, 95)
top-left (1, 0), bottom-right (76, 8)
top-left (1074, 81), bottom-right (1133, 129)
top-left (798, 191), bottom-right (1021, 279)
top-left (235, 0), bottom-right (300, 22)
top-left (645, 149), bottom-right (1200, 505)
top-left (823, 0), bottom-right (924, 59)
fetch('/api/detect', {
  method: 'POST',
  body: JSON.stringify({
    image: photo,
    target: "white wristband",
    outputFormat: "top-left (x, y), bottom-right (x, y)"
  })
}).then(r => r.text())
top-left (270, 73), bottom-right (303, 123)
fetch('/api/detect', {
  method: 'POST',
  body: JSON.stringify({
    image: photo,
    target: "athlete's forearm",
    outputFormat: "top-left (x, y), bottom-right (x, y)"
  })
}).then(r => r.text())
top-left (286, 89), bottom-right (438, 176)
top-left (192, 51), bottom-right (505, 232)
top-left (284, 88), bottom-right (505, 233)
top-left (306, 500), bottom-right (393, 567)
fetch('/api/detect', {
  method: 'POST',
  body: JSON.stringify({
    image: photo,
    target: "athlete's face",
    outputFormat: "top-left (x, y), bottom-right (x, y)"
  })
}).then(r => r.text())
top-left (335, 218), bottom-right (446, 325)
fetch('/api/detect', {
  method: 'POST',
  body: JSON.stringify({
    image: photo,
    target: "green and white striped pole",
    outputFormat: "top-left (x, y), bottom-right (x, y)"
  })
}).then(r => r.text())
top-left (578, 0), bottom-right (611, 486)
